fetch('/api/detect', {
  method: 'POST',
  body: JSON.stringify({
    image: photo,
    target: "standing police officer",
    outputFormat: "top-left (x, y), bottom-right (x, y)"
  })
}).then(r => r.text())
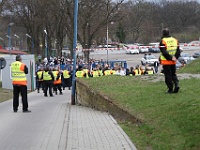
top-left (159, 28), bottom-right (181, 93)
top-left (36, 67), bottom-right (44, 93)
top-left (42, 66), bottom-right (54, 97)
top-left (11, 55), bottom-right (30, 112)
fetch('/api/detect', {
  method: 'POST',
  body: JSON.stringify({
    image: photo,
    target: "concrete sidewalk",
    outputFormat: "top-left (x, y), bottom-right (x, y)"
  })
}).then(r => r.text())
top-left (0, 89), bottom-right (137, 150)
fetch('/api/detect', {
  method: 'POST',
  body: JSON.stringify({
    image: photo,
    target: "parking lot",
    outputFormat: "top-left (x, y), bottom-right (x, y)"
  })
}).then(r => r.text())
top-left (88, 47), bottom-right (200, 70)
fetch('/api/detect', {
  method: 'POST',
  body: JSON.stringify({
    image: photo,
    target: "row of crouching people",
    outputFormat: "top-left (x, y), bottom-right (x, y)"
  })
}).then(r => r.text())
top-left (76, 64), bottom-right (155, 78)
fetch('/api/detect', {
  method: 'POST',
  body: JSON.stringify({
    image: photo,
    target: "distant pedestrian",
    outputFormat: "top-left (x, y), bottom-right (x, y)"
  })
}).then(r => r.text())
top-left (153, 61), bottom-right (159, 73)
top-left (11, 55), bottom-right (31, 113)
top-left (159, 28), bottom-right (181, 94)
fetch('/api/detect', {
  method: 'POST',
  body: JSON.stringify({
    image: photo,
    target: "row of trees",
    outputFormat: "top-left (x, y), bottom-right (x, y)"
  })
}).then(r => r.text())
top-left (0, 0), bottom-right (200, 61)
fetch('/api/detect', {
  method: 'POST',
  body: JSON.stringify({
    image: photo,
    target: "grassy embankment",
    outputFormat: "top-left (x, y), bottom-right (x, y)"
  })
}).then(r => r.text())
top-left (0, 82), bottom-right (13, 103)
top-left (80, 58), bottom-right (200, 150)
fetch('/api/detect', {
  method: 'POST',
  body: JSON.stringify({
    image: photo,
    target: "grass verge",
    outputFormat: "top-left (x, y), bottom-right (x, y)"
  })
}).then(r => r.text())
top-left (81, 75), bottom-right (200, 150)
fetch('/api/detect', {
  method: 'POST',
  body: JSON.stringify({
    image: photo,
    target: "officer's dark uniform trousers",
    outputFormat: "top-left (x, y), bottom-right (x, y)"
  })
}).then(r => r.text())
top-left (163, 65), bottom-right (179, 91)
top-left (13, 85), bottom-right (28, 111)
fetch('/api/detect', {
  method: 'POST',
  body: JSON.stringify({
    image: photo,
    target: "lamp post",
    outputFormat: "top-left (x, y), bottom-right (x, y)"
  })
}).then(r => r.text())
top-left (44, 29), bottom-right (48, 58)
top-left (71, 0), bottom-right (79, 105)
top-left (106, 24), bottom-right (109, 63)
top-left (8, 22), bottom-right (14, 50)
top-left (14, 34), bottom-right (19, 49)
top-left (26, 33), bottom-right (34, 54)
top-left (106, 22), bottom-right (114, 63)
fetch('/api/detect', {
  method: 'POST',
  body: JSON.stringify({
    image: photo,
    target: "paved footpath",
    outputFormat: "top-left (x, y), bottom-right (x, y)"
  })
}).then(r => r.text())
top-left (0, 89), bottom-right (137, 150)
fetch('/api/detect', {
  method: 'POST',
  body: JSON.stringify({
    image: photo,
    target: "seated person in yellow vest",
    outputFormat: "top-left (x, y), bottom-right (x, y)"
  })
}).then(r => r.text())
top-left (144, 67), bottom-right (154, 75)
top-left (147, 67), bottom-right (154, 75)
top-left (102, 64), bottom-right (113, 76)
top-left (91, 68), bottom-right (100, 77)
top-left (98, 67), bottom-right (104, 76)
top-left (41, 66), bottom-right (54, 97)
top-left (139, 66), bottom-right (145, 75)
top-left (129, 67), bottom-right (135, 76)
top-left (36, 67), bottom-right (44, 93)
top-left (111, 68), bottom-right (116, 75)
top-left (82, 66), bottom-right (90, 78)
top-left (134, 65), bottom-right (142, 75)
top-left (62, 68), bottom-right (72, 90)
top-left (52, 67), bottom-right (63, 95)
top-left (76, 66), bottom-right (86, 78)
top-left (11, 55), bottom-right (30, 113)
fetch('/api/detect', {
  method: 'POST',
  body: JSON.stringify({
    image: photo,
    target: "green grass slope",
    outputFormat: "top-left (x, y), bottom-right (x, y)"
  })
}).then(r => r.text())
top-left (81, 60), bottom-right (200, 150)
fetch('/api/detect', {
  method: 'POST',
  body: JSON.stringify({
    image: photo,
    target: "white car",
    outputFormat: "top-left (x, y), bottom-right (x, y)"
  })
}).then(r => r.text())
top-left (139, 45), bottom-right (149, 53)
top-left (141, 54), bottom-right (158, 66)
top-left (124, 44), bottom-right (139, 54)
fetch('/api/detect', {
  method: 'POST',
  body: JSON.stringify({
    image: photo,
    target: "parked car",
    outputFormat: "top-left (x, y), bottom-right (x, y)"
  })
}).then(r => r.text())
top-left (148, 43), bottom-right (160, 53)
top-left (124, 44), bottom-right (139, 54)
top-left (138, 45), bottom-right (149, 53)
top-left (192, 52), bottom-right (200, 58)
top-left (141, 54), bottom-right (158, 66)
top-left (178, 53), bottom-right (195, 64)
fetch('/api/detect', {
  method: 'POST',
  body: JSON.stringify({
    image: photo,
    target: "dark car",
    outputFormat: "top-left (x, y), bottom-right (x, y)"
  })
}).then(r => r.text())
top-left (148, 47), bottom-right (160, 53)
top-left (192, 52), bottom-right (200, 58)
top-left (148, 43), bottom-right (160, 53)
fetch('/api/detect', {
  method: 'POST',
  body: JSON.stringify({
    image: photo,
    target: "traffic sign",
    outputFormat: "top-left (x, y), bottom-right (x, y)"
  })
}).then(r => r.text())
top-left (0, 57), bottom-right (6, 69)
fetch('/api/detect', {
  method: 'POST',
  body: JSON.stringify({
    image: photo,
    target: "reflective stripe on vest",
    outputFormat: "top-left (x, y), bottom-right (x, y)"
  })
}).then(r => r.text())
top-left (63, 70), bottom-right (70, 78)
top-left (11, 61), bottom-right (27, 85)
top-left (160, 37), bottom-right (178, 65)
top-left (43, 71), bottom-right (52, 80)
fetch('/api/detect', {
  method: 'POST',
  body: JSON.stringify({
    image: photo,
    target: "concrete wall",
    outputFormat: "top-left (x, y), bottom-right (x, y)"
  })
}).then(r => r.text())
top-left (1, 55), bottom-right (35, 90)
top-left (76, 79), bottom-right (142, 124)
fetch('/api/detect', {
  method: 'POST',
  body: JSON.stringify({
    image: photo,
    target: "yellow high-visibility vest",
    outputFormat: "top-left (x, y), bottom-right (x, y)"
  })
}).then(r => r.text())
top-left (11, 61), bottom-right (27, 85)
top-left (43, 71), bottom-right (52, 80)
top-left (160, 37), bottom-right (178, 65)
top-left (63, 70), bottom-right (70, 78)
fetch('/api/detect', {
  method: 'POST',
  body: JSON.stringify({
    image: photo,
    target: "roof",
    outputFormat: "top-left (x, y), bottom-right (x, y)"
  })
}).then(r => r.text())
top-left (0, 49), bottom-right (28, 55)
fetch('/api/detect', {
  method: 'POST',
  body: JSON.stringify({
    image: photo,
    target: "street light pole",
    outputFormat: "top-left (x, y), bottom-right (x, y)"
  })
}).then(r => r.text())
top-left (106, 24), bottom-right (109, 63)
top-left (44, 29), bottom-right (48, 58)
top-left (71, 0), bottom-right (79, 105)
top-left (26, 33), bottom-right (34, 54)
top-left (14, 34), bottom-right (19, 49)
top-left (8, 22), bottom-right (14, 50)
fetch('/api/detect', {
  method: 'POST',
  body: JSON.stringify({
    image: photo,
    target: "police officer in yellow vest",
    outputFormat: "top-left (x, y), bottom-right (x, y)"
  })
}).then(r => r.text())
top-left (62, 68), bottom-right (72, 90)
top-left (159, 28), bottom-right (181, 94)
top-left (36, 67), bottom-right (44, 93)
top-left (41, 66), bottom-right (54, 97)
top-left (52, 68), bottom-right (63, 95)
top-left (76, 66), bottom-right (86, 78)
top-left (11, 55), bottom-right (30, 113)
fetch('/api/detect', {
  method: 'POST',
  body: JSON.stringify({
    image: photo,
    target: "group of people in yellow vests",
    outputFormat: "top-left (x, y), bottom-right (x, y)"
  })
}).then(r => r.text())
top-left (36, 65), bottom-right (72, 97)
top-left (36, 63), bottom-right (155, 96)
top-left (75, 64), bottom-right (155, 78)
